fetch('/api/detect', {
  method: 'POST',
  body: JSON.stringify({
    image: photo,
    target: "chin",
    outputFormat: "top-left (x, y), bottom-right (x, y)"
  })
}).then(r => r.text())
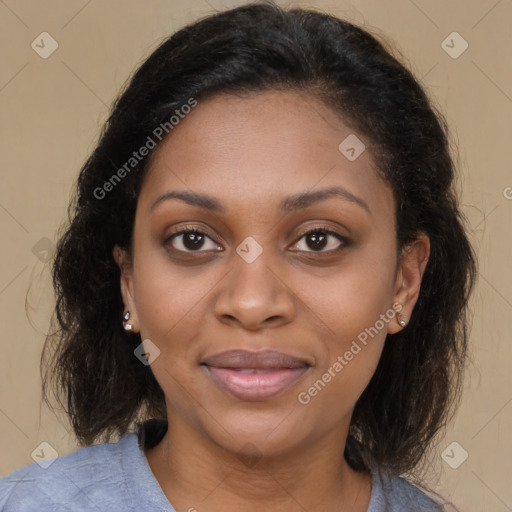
top-left (198, 404), bottom-right (314, 458)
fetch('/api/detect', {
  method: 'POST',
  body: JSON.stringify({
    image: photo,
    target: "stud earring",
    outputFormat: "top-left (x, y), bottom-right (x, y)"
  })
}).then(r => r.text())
top-left (123, 311), bottom-right (133, 331)
top-left (397, 312), bottom-right (407, 328)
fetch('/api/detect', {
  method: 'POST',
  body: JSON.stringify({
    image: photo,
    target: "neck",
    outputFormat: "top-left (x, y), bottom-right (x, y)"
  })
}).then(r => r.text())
top-left (145, 418), bottom-right (371, 512)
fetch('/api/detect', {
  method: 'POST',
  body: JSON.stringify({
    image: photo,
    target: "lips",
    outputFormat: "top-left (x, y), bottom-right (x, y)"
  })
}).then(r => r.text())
top-left (201, 349), bottom-right (310, 401)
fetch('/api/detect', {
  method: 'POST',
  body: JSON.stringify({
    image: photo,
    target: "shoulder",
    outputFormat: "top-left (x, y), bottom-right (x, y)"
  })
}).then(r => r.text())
top-left (0, 434), bottom-right (137, 512)
top-left (368, 469), bottom-right (445, 512)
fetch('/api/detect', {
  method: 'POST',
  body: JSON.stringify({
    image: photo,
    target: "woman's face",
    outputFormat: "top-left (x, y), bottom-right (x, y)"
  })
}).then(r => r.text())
top-left (115, 90), bottom-right (428, 458)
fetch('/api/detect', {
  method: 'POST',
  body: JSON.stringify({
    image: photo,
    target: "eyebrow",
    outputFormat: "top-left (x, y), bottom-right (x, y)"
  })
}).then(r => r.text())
top-left (150, 186), bottom-right (370, 215)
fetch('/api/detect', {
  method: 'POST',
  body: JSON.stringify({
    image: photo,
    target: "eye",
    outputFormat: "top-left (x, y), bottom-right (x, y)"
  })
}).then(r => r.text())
top-left (164, 225), bottom-right (349, 254)
top-left (165, 226), bottom-right (221, 253)
top-left (292, 227), bottom-right (349, 253)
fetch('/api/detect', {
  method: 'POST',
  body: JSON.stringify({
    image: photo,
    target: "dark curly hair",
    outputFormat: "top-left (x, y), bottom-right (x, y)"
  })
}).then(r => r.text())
top-left (42, 1), bottom-right (476, 477)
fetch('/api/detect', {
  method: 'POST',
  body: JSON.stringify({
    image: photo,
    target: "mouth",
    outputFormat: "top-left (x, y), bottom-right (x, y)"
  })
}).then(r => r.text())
top-left (201, 349), bottom-right (311, 401)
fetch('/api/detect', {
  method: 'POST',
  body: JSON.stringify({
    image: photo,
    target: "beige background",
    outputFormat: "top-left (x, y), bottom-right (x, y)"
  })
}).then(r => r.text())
top-left (1, 0), bottom-right (511, 510)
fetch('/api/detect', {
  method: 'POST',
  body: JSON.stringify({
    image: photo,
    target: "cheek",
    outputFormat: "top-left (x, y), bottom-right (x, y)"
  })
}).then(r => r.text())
top-left (131, 254), bottom-right (208, 407)
top-left (132, 242), bottom-right (210, 334)
top-left (296, 251), bottom-right (396, 343)
top-left (295, 250), bottom-right (395, 411)
top-left (299, 301), bottom-right (388, 422)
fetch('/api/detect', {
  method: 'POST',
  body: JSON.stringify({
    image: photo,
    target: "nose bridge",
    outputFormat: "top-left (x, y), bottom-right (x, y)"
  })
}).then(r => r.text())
top-left (234, 235), bottom-right (277, 295)
top-left (214, 235), bottom-right (295, 328)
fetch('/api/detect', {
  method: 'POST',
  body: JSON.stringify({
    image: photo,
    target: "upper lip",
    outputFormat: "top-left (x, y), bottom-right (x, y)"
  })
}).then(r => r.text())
top-left (201, 349), bottom-right (310, 369)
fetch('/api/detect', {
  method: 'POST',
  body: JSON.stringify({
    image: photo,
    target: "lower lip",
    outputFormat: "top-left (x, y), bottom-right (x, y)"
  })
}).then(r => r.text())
top-left (204, 366), bottom-right (309, 401)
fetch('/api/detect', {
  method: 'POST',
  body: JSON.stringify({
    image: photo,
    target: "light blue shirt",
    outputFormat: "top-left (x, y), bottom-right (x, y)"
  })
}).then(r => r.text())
top-left (0, 422), bottom-right (444, 511)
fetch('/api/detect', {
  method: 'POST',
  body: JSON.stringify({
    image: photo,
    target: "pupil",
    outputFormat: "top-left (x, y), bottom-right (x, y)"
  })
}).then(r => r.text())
top-left (308, 232), bottom-right (327, 250)
top-left (184, 232), bottom-right (204, 250)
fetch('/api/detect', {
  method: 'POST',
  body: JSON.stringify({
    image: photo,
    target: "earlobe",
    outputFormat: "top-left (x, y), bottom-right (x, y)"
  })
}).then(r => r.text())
top-left (388, 233), bottom-right (430, 334)
top-left (112, 245), bottom-right (140, 333)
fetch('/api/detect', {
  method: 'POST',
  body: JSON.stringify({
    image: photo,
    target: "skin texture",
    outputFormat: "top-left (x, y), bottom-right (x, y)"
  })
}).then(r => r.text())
top-left (113, 90), bottom-right (430, 512)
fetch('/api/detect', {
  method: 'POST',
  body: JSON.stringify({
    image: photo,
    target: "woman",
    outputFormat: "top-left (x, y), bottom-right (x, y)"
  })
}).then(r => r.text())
top-left (0, 3), bottom-right (475, 511)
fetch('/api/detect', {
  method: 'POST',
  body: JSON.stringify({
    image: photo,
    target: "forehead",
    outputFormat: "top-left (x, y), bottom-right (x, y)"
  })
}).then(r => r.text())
top-left (139, 90), bottom-right (394, 221)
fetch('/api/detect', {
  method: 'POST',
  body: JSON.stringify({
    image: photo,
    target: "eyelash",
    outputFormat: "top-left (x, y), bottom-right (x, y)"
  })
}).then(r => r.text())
top-left (164, 224), bottom-right (349, 255)
top-left (294, 226), bottom-right (350, 253)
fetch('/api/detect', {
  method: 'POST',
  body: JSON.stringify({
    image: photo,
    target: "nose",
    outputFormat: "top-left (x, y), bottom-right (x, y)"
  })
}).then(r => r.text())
top-left (213, 246), bottom-right (296, 331)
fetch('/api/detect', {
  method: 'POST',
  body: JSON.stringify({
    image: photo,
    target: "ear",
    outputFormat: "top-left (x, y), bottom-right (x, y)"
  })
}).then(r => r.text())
top-left (113, 245), bottom-right (139, 333)
top-left (387, 233), bottom-right (430, 334)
